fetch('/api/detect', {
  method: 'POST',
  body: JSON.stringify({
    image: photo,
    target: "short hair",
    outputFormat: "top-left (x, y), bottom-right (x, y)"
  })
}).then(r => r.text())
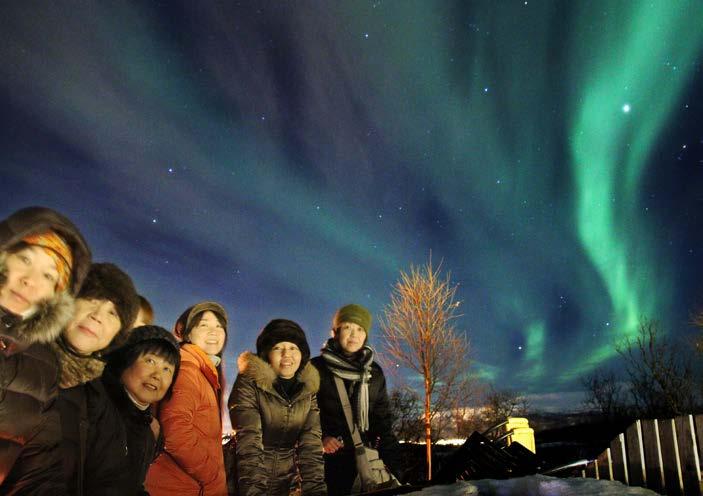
top-left (137, 295), bottom-right (154, 325)
top-left (105, 339), bottom-right (180, 400)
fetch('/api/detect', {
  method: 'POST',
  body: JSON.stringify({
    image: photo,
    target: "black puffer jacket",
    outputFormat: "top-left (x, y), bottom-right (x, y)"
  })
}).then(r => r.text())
top-left (229, 352), bottom-right (326, 496)
top-left (311, 347), bottom-right (400, 494)
top-left (0, 207), bottom-right (91, 495)
top-left (58, 377), bottom-right (131, 496)
top-left (102, 369), bottom-right (162, 495)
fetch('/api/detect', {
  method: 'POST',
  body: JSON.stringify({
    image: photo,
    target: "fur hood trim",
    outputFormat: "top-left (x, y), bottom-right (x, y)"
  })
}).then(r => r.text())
top-left (237, 351), bottom-right (319, 397)
top-left (0, 251), bottom-right (76, 345)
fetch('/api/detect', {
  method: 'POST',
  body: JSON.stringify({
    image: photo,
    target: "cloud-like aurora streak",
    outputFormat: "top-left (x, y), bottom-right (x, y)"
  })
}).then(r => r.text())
top-left (569, 1), bottom-right (703, 375)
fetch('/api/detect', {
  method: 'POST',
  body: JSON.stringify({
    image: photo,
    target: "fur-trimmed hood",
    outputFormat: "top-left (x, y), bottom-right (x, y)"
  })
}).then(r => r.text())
top-left (237, 351), bottom-right (319, 398)
top-left (0, 206), bottom-right (91, 346)
top-left (0, 252), bottom-right (75, 345)
top-left (0, 206), bottom-right (91, 296)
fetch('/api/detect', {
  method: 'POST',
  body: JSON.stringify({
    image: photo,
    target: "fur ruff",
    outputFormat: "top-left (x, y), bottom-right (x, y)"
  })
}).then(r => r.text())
top-left (238, 351), bottom-right (319, 396)
top-left (0, 251), bottom-right (76, 345)
top-left (51, 338), bottom-right (106, 388)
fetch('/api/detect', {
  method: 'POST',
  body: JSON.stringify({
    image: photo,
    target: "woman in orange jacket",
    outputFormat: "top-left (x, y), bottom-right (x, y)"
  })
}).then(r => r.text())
top-left (145, 302), bottom-right (229, 496)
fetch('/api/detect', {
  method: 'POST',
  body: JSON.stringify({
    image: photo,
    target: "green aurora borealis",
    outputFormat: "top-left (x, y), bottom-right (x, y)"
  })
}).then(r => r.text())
top-left (1, 1), bottom-right (702, 408)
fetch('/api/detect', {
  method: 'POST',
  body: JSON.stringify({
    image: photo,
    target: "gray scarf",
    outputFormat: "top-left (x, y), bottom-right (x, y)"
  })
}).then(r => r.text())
top-left (320, 339), bottom-right (374, 431)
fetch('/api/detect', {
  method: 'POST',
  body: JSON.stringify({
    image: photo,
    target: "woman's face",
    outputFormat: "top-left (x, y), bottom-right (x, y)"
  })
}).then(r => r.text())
top-left (64, 298), bottom-right (122, 354)
top-left (121, 352), bottom-right (175, 405)
top-left (336, 322), bottom-right (366, 354)
top-left (188, 311), bottom-right (226, 355)
top-left (268, 341), bottom-right (302, 379)
top-left (0, 246), bottom-right (59, 315)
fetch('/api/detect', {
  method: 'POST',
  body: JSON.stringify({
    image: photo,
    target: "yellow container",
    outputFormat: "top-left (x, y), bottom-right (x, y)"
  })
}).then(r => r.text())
top-left (505, 417), bottom-right (535, 453)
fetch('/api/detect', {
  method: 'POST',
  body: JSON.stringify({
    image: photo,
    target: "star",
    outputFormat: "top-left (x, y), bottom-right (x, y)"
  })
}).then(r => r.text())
top-left (622, 103), bottom-right (631, 113)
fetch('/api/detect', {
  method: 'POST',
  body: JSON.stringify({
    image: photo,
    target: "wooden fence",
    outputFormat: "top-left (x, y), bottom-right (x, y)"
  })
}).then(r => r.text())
top-left (582, 415), bottom-right (703, 495)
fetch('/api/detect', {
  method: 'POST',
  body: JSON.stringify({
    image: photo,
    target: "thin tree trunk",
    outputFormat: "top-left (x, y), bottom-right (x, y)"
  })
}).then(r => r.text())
top-left (424, 376), bottom-right (432, 480)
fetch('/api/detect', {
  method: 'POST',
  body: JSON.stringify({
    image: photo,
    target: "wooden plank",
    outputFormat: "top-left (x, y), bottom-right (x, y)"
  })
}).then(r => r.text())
top-left (585, 460), bottom-right (597, 479)
top-left (626, 420), bottom-right (646, 487)
top-left (694, 415), bottom-right (703, 467)
top-left (610, 432), bottom-right (629, 484)
top-left (641, 419), bottom-right (665, 494)
top-left (596, 450), bottom-right (612, 480)
top-left (675, 415), bottom-right (702, 496)
top-left (660, 418), bottom-right (683, 496)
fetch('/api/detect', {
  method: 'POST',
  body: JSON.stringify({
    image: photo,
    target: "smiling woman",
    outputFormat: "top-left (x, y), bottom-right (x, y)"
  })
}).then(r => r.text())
top-left (146, 302), bottom-right (229, 496)
top-left (228, 319), bottom-right (326, 496)
top-left (53, 262), bottom-right (140, 495)
top-left (0, 207), bottom-right (91, 495)
top-left (102, 325), bottom-right (181, 494)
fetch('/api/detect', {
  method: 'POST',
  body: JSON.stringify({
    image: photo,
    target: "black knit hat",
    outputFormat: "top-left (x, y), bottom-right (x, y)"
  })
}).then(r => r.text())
top-left (78, 263), bottom-right (139, 351)
top-left (256, 319), bottom-right (310, 367)
top-left (118, 325), bottom-right (180, 355)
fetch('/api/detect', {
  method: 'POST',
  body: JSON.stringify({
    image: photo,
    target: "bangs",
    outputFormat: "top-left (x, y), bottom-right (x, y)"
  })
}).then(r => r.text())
top-left (134, 340), bottom-right (180, 367)
top-left (107, 338), bottom-right (180, 378)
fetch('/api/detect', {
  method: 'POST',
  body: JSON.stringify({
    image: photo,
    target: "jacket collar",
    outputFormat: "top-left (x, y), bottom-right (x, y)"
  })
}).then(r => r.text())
top-left (181, 343), bottom-right (221, 390)
top-left (237, 351), bottom-right (320, 401)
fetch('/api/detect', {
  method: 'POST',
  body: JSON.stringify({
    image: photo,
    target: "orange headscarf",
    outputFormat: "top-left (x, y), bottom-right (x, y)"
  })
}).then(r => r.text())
top-left (21, 231), bottom-right (73, 292)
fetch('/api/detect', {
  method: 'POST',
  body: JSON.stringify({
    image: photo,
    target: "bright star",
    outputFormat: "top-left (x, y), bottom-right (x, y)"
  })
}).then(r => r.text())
top-left (622, 103), bottom-right (631, 113)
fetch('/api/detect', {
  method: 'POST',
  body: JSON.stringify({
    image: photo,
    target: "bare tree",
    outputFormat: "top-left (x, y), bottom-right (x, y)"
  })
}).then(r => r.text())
top-left (481, 386), bottom-right (529, 431)
top-left (693, 311), bottom-right (703, 354)
top-left (381, 259), bottom-right (470, 480)
top-left (617, 318), bottom-right (695, 418)
top-left (581, 368), bottom-right (629, 420)
top-left (389, 386), bottom-right (424, 443)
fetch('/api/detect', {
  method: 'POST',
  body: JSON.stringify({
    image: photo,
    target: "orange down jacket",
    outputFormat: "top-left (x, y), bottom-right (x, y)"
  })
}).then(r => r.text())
top-left (145, 343), bottom-right (227, 496)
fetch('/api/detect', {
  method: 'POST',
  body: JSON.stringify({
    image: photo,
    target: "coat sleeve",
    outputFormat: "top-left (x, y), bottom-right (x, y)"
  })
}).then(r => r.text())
top-left (0, 398), bottom-right (66, 494)
top-left (296, 393), bottom-right (327, 496)
top-left (158, 363), bottom-right (222, 487)
top-left (370, 366), bottom-right (402, 476)
top-left (228, 374), bottom-right (268, 496)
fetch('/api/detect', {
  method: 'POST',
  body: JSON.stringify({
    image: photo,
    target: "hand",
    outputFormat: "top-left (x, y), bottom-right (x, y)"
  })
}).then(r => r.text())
top-left (322, 436), bottom-right (344, 454)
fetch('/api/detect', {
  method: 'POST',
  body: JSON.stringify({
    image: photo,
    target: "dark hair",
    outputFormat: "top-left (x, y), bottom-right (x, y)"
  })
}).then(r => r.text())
top-left (137, 295), bottom-right (154, 325)
top-left (106, 339), bottom-right (180, 400)
top-left (6, 241), bottom-right (30, 254)
top-left (187, 310), bottom-right (227, 334)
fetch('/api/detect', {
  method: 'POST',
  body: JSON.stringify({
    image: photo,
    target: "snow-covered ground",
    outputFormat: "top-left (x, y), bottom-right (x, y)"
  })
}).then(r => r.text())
top-left (407, 476), bottom-right (659, 495)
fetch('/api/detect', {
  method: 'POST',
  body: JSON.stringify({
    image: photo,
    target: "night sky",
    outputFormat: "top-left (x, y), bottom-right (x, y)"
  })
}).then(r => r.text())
top-left (2, 1), bottom-right (702, 411)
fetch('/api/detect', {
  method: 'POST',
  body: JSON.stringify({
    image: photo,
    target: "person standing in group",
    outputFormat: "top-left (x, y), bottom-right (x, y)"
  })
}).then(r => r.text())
top-left (229, 319), bottom-right (326, 496)
top-left (54, 262), bottom-right (140, 495)
top-left (102, 325), bottom-right (181, 495)
top-left (311, 304), bottom-right (401, 495)
top-left (146, 302), bottom-right (229, 496)
top-left (0, 206), bottom-right (91, 494)
top-left (133, 295), bottom-right (154, 328)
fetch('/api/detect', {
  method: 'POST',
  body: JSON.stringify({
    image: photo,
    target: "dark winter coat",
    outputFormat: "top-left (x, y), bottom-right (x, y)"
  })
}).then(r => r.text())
top-left (102, 370), bottom-right (163, 495)
top-left (58, 378), bottom-right (131, 495)
top-left (0, 207), bottom-right (91, 495)
top-left (311, 354), bottom-right (400, 495)
top-left (146, 344), bottom-right (227, 496)
top-left (229, 352), bottom-right (326, 496)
